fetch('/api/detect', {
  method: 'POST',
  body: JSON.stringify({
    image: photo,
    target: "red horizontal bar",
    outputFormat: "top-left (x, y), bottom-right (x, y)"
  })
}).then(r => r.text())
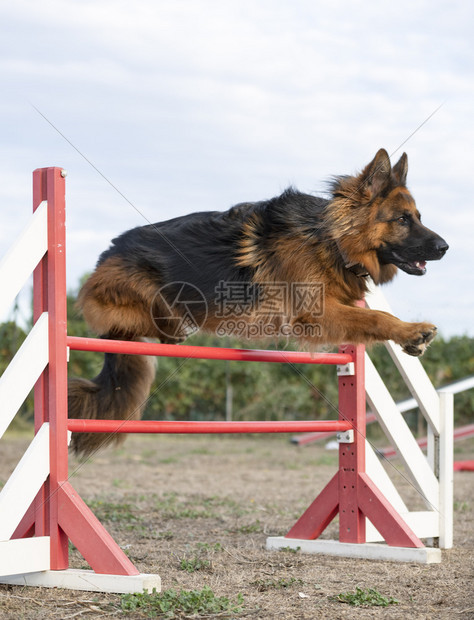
top-left (292, 413), bottom-right (378, 446)
top-left (66, 336), bottom-right (353, 365)
top-left (68, 419), bottom-right (353, 434)
top-left (453, 460), bottom-right (474, 472)
top-left (380, 423), bottom-right (474, 458)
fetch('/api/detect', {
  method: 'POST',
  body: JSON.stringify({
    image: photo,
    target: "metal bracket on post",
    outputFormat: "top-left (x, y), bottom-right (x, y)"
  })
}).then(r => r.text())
top-left (337, 430), bottom-right (354, 443)
top-left (337, 363), bottom-right (355, 376)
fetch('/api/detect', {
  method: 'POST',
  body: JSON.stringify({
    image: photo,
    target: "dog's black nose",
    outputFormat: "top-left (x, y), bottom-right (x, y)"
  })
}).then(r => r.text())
top-left (435, 239), bottom-right (449, 256)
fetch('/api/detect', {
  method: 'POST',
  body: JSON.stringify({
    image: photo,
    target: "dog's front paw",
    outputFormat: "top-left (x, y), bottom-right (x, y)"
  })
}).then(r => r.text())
top-left (401, 323), bottom-right (437, 356)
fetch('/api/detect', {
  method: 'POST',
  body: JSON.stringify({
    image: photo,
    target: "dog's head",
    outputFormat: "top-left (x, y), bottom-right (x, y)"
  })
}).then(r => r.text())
top-left (330, 149), bottom-right (448, 283)
top-left (369, 149), bottom-right (448, 276)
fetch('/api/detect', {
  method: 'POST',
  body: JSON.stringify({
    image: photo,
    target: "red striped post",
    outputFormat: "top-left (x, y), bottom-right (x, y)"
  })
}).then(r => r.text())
top-left (338, 343), bottom-right (366, 543)
top-left (33, 168), bottom-right (138, 576)
top-left (283, 344), bottom-right (365, 541)
top-left (33, 167), bottom-right (69, 569)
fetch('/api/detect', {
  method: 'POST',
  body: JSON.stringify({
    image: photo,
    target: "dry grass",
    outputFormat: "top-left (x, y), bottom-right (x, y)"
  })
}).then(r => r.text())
top-left (1, 433), bottom-right (473, 619)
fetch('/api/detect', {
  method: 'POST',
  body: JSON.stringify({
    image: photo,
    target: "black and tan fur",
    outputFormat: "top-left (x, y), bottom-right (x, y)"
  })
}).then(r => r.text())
top-left (69, 149), bottom-right (448, 455)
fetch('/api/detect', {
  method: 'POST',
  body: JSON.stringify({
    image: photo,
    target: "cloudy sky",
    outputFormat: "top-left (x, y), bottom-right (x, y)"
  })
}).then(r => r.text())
top-left (0, 0), bottom-right (472, 337)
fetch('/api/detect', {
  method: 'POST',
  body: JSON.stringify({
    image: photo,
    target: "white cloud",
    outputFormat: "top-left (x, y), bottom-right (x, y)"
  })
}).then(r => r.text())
top-left (0, 0), bottom-right (472, 335)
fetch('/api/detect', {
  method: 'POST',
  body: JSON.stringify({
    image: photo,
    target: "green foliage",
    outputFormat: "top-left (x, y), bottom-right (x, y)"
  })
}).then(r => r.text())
top-left (0, 321), bottom-right (26, 373)
top-left (138, 331), bottom-right (341, 424)
top-left (84, 498), bottom-right (150, 537)
top-left (423, 335), bottom-right (474, 425)
top-left (278, 545), bottom-right (301, 553)
top-left (195, 541), bottom-right (224, 552)
top-left (0, 320), bottom-right (33, 423)
top-left (369, 335), bottom-right (474, 426)
top-left (179, 555), bottom-right (212, 573)
top-left (454, 500), bottom-right (470, 512)
top-left (121, 586), bottom-right (244, 618)
top-left (178, 540), bottom-right (224, 572)
top-left (331, 586), bottom-right (398, 607)
top-left (85, 498), bottom-right (155, 538)
top-left (234, 520), bottom-right (263, 534)
top-left (85, 499), bottom-right (139, 524)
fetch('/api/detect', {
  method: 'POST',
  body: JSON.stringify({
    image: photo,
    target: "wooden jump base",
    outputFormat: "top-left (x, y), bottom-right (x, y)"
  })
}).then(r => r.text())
top-left (0, 168), bottom-right (453, 594)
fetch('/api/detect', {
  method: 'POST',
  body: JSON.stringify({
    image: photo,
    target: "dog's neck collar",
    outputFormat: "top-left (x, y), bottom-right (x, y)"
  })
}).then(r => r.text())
top-left (336, 241), bottom-right (370, 278)
top-left (345, 262), bottom-right (370, 278)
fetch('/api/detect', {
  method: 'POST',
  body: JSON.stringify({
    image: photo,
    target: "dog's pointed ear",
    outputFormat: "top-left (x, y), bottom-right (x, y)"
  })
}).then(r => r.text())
top-left (364, 148), bottom-right (391, 197)
top-left (392, 152), bottom-right (408, 186)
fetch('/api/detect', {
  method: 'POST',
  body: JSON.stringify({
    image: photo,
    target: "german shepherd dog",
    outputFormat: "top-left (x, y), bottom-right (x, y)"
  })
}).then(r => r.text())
top-left (69, 149), bottom-right (448, 455)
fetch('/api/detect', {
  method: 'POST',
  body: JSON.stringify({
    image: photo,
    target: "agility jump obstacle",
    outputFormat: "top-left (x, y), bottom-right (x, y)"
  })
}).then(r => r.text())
top-left (0, 168), bottom-right (453, 594)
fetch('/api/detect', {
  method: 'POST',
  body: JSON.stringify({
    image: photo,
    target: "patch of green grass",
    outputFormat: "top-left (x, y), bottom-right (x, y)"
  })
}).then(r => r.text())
top-left (155, 492), bottom-right (244, 520)
top-left (210, 497), bottom-right (247, 517)
top-left (309, 453), bottom-right (339, 467)
top-left (235, 520), bottom-right (263, 534)
top-left (121, 586), bottom-right (244, 618)
top-left (85, 498), bottom-right (151, 537)
top-left (284, 462), bottom-right (302, 470)
top-left (203, 495), bottom-right (245, 512)
top-left (454, 500), bottom-right (470, 512)
top-left (178, 541), bottom-right (224, 572)
top-left (279, 545), bottom-right (301, 553)
top-left (195, 541), bottom-right (224, 552)
top-left (86, 499), bottom-right (138, 524)
top-left (189, 446), bottom-right (211, 455)
top-left (179, 555), bottom-right (212, 573)
top-left (331, 587), bottom-right (399, 607)
top-left (172, 506), bottom-right (216, 519)
top-left (155, 496), bottom-right (215, 519)
top-left (112, 478), bottom-right (130, 489)
top-left (252, 577), bottom-right (304, 591)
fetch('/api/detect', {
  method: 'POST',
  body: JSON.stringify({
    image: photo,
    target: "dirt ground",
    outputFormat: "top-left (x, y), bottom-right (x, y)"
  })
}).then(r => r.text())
top-left (1, 432), bottom-right (473, 619)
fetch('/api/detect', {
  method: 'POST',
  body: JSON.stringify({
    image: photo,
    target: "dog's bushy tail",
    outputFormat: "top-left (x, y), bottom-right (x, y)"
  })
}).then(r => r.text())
top-left (69, 345), bottom-right (156, 457)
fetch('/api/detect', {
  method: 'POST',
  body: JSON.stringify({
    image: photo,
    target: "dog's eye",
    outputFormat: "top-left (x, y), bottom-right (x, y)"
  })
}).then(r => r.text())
top-left (397, 215), bottom-right (409, 225)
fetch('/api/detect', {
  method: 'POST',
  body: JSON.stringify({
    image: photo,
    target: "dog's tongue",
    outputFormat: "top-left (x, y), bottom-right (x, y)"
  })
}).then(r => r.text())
top-left (414, 260), bottom-right (427, 272)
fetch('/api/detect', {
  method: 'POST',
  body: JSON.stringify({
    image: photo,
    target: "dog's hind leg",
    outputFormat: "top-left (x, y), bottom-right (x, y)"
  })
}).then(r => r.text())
top-left (68, 257), bottom-right (163, 456)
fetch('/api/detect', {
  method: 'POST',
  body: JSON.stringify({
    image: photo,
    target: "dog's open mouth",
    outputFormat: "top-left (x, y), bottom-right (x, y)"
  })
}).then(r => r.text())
top-left (380, 239), bottom-right (448, 277)
top-left (381, 249), bottom-right (430, 276)
top-left (396, 259), bottom-right (427, 276)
